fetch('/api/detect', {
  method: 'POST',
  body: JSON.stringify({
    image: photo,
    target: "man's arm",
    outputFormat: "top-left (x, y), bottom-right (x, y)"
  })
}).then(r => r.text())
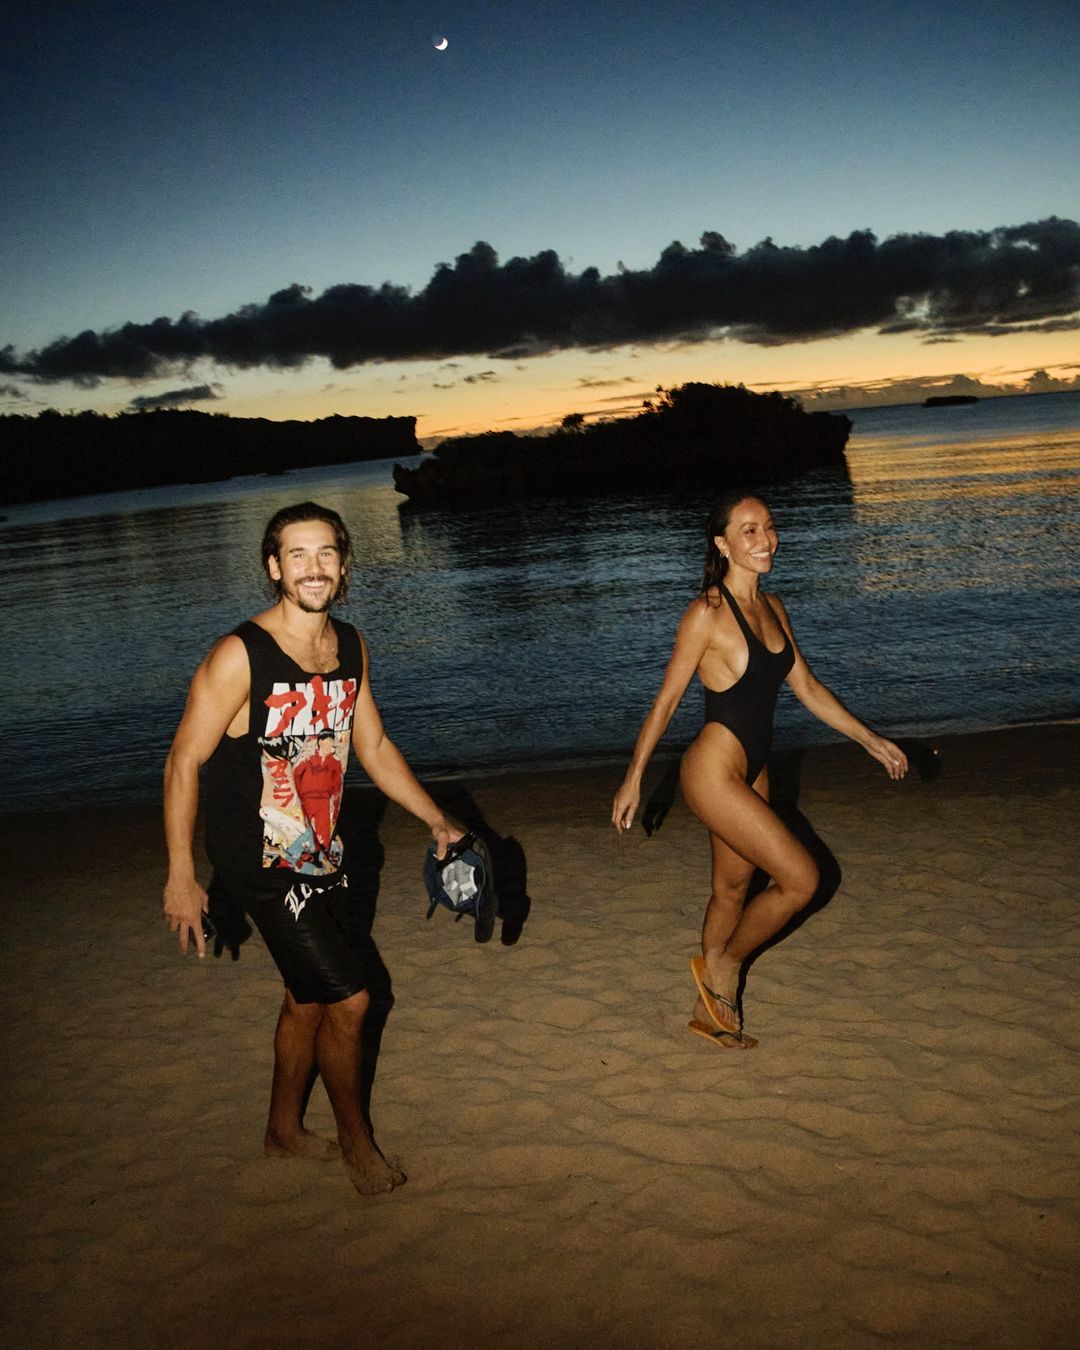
top-left (163, 635), bottom-right (250, 956)
top-left (350, 635), bottom-right (461, 858)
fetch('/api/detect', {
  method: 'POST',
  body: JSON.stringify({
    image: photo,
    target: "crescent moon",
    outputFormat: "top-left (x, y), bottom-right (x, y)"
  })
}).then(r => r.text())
top-left (434, 36), bottom-right (448, 51)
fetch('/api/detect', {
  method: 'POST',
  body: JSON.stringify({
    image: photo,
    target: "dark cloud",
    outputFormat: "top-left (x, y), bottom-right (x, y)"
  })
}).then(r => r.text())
top-left (127, 383), bottom-right (222, 411)
top-left (947, 317), bottom-right (1080, 337)
top-left (0, 382), bottom-right (29, 399)
top-left (2, 218), bottom-right (1079, 384)
top-left (593, 390), bottom-right (656, 405)
top-left (431, 368), bottom-right (500, 390)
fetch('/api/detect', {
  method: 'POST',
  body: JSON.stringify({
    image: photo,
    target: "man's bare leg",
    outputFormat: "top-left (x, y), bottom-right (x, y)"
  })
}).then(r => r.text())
top-left (264, 991), bottom-right (340, 1161)
top-left (316, 990), bottom-right (405, 1195)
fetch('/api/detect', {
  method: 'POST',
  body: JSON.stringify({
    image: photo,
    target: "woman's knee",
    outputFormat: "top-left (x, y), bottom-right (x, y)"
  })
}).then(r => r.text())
top-left (711, 865), bottom-right (753, 907)
top-left (784, 857), bottom-right (819, 911)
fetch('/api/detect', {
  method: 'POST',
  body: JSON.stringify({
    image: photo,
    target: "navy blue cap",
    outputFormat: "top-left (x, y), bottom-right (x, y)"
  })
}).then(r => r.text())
top-left (423, 832), bottom-right (498, 943)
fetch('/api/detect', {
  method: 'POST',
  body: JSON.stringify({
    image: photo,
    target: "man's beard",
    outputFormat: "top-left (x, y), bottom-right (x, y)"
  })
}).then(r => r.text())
top-left (286, 574), bottom-right (341, 613)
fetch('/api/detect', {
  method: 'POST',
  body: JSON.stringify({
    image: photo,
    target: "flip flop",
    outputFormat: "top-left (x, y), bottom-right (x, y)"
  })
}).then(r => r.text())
top-left (690, 955), bottom-right (741, 1035)
top-left (688, 1019), bottom-right (758, 1050)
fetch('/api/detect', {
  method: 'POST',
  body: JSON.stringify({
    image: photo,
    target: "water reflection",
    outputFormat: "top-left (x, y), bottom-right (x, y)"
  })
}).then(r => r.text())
top-left (0, 411), bottom-right (1077, 815)
top-left (846, 429), bottom-right (1080, 596)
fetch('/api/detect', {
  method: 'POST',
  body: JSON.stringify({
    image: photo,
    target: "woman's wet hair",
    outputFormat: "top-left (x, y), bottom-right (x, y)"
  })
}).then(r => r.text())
top-left (261, 501), bottom-right (353, 601)
top-left (698, 490), bottom-right (765, 599)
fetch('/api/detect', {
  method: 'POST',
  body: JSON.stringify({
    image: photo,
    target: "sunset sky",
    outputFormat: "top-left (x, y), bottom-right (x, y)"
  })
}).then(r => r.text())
top-left (2, 0), bottom-right (1078, 441)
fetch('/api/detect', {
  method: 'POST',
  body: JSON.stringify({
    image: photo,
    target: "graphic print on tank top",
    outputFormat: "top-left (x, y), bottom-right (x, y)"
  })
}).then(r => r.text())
top-left (258, 673), bottom-right (358, 874)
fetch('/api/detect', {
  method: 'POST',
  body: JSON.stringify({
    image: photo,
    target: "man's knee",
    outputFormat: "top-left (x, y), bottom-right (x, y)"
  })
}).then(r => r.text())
top-left (283, 990), bottom-right (324, 1026)
top-left (324, 988), bottom-right (370, 1027)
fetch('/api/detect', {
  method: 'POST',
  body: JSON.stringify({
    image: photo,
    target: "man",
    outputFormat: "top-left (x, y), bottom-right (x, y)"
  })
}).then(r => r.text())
top-left (163, 501), bottom-right (460, 1195)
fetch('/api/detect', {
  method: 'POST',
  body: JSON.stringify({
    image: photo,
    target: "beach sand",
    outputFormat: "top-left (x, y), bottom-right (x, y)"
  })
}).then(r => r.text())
top-left (2, 725), bottom-right (1078, 1349)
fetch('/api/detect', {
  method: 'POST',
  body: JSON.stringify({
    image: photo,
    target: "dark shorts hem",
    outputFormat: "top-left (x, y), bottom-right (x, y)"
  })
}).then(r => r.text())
top-left (228, 870), bottom-right (370, 1004)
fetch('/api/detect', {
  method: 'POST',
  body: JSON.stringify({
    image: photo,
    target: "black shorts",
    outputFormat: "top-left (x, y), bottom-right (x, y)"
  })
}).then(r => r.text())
top-left (233, 870), bottom-right (372, 1005)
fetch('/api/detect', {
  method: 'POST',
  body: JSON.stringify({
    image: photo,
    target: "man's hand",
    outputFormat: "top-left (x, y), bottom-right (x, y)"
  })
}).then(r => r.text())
top-left (431, 817), bottom-right (465, 860)
top-left (163, 876), bottom-right (210, 958)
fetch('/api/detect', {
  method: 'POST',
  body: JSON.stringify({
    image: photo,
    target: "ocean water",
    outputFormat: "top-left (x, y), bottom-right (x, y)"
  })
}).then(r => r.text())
top-left (1, 391), bottom-right (1078, 814)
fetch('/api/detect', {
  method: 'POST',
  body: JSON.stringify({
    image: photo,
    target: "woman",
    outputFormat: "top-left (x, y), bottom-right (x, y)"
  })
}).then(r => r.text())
top-left (612, 492), bottom-right (908, 1049)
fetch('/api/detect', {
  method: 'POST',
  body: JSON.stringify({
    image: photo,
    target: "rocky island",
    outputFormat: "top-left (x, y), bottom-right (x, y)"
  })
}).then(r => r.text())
top-left (393, 382), bottom-right (851, 507)
top-left (0, 409), bottom-right (418, 507)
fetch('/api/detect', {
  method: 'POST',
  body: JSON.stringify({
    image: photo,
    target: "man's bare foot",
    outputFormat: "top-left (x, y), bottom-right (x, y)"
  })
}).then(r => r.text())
top-left (342, 1141), bottom-right (406, 1196)
top-left (264, 1127), bottom-right (341, 1162)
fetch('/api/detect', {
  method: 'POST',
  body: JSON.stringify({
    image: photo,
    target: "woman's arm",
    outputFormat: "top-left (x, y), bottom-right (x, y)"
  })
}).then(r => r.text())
top-left (771, 596), bottom-right (908, 781)
top-left (612, 600), bottom-right (713, 830)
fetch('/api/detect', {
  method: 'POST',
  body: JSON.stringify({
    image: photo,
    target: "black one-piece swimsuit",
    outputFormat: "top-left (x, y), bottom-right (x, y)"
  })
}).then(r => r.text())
top-left (701, 584), bottom-right (794, 784)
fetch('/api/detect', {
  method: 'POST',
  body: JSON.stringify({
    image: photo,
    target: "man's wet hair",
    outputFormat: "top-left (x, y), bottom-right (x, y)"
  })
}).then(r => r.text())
top-left (261, 501), bottom-right (353, 601)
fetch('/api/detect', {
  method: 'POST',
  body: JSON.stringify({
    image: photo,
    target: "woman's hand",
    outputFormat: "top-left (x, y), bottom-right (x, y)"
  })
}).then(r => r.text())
top-left (865, 735), bottom-right (908, 781)
top-left (612, 779), bottom-right (640, 832)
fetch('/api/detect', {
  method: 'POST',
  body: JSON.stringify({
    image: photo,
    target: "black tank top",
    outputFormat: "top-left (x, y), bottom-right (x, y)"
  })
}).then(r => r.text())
top-left (702, 585), bottom-right (794, 783)
top-left (204, 618), bottom-right (364, 881)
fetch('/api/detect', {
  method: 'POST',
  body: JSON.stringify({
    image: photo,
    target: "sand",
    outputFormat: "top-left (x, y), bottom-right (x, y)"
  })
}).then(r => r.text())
top-left (2, 725), bottom-right (1078, 1349)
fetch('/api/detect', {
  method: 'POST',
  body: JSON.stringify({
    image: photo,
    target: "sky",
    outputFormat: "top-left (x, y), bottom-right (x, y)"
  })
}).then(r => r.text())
top-left (2, 0), bottom-right (1079, 439)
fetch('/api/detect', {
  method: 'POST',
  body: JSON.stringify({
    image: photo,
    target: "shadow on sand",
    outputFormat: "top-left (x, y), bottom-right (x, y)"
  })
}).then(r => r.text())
top-left (338, 780), bottom-right (533, 1127)
top-left (642, 738), bottom-right (942, 998)
top-left (426, 779), bottom-right (534, 949)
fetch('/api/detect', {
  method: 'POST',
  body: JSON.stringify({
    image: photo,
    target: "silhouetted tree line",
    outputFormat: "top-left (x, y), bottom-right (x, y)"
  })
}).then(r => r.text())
top-left (393, 383), bottom-right (851, 506)
top-left (0, 409), bottom-right (419, 506)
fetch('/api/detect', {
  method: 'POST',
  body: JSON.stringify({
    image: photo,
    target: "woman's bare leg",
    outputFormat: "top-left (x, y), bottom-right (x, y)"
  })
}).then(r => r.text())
top-left (702, 812), bottom-right (758, 956)
top-left (682, 744), bottom-right (818, 1030)
top-left (689, 830), bottom-right (757, 1045)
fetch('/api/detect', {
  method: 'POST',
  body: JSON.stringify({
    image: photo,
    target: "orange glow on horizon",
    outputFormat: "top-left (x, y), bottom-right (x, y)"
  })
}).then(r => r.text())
top-left (23, 326), bottom-right (1078, 439)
